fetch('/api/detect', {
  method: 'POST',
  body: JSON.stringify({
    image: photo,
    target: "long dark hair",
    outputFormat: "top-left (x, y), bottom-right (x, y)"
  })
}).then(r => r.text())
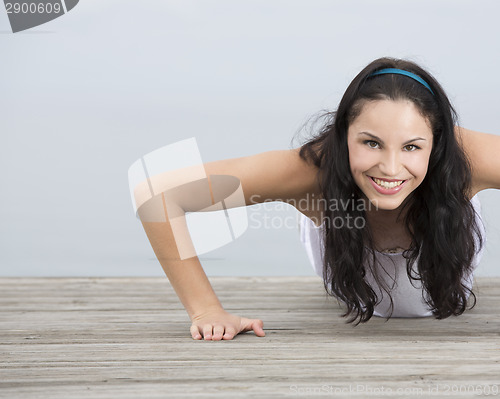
top-left (298, 57), bottom-right (484, 324)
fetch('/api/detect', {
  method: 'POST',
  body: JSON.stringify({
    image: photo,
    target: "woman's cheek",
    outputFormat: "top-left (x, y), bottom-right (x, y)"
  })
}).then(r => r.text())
top-left (350, 147), bottom-right (375, 172)
top-left (406, 153), bottom-right (430, 182)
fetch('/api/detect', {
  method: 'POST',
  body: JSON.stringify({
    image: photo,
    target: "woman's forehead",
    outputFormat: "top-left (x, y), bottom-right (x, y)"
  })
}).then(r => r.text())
top-left (348, 99), bottom-right (433, 140)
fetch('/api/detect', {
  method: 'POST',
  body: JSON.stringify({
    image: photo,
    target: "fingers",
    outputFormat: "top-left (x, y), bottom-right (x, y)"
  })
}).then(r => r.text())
top-left (190, 324), bottom-right (202, 340)
top-left (222, 327), bottom-right (236, 340)
top-left (212, 325), bottom-right (224, 341)
top-left (241, 318), bottom-right (266, 337)
top-left (203, 324), bottom-right (213, 340)
top-left (190, 316), bottom-right (265, 341)
top-left (252, 319), bottom-right (266, 337)
top-left (191, 324), bottom-right (228, 341)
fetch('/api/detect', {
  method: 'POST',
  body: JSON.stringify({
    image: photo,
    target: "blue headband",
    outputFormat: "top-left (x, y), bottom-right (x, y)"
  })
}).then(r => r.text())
top-left (369, 68), bottom-right (435, 96)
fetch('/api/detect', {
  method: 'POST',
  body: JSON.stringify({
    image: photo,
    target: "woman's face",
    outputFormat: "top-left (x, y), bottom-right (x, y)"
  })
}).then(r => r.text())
top-left (347, 99), bottom-right (433, 211)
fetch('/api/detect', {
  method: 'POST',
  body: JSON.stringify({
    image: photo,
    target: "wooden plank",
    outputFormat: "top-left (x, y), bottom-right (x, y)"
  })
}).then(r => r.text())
top-left (0, 277), bottom-right (499, 398)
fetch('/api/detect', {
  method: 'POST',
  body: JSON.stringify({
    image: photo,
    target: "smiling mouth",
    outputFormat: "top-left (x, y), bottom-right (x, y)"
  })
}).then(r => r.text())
top-left (369, 176), bottom-right (406, 189)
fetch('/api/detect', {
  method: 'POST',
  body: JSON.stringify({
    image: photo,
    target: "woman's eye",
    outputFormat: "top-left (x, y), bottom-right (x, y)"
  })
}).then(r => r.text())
top-left (365, 140), bottom-right (379, 149)
top-left (403, 144), bottom-right (419, 152)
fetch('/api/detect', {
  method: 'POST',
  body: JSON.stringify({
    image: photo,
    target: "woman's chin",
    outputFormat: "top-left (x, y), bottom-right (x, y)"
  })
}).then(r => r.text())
top-left (365, 195), bottom-right (406, 212)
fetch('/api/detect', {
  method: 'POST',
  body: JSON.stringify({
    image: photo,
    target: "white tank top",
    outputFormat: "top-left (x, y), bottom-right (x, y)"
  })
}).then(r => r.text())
top-left (299, 195), bottom-right (486, 318)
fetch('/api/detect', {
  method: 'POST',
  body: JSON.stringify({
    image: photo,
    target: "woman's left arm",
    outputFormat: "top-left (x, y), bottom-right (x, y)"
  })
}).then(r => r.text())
top-left (456, 126), bottom-right (500, 196)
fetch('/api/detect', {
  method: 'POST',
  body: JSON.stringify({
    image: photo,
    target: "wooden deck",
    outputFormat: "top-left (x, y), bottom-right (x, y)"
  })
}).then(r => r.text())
top-left (1, 277), bottom-right (499, 399)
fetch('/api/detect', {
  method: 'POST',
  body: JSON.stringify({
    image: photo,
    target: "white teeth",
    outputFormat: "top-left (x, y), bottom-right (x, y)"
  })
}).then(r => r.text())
top-left (373, 177), bottom-right (404, 189)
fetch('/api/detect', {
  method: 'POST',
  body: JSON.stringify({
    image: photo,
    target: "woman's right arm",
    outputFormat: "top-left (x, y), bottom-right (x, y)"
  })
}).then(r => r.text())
top-left (139, 148), bottom-right (321, 340)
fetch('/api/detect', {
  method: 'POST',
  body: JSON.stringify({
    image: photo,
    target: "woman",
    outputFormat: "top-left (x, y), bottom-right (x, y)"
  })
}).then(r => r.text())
top-left (139, 57), bottom-right (500, 341)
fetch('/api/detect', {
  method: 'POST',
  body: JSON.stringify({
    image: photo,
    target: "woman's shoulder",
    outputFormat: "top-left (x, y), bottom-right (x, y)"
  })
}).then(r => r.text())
top-left (457, 127), bottom-right (500, 197)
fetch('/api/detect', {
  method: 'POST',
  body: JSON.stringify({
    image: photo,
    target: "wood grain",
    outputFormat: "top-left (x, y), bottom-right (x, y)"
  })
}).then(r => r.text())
top-left (0, 277), bottom-right (499, 398)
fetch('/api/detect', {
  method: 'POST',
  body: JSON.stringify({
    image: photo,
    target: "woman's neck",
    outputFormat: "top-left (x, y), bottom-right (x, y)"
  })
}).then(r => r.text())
top-left (363, 201), bottom-right (412, 252)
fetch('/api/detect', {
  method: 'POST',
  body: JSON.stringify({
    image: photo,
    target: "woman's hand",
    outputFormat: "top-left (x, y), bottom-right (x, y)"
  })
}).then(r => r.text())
top-left (190, 308), bottom-right (265, 341)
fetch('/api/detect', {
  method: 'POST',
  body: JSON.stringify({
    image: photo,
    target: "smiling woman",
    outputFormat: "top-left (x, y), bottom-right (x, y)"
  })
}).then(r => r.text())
top-left (347, 100), bottom-right (433, 210)
top-left (298, 57), bottom-right (485, 324)
top-left (138, 57), bottom-right (500, 340)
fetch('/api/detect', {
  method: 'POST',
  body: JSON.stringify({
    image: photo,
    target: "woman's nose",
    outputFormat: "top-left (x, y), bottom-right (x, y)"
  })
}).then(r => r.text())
top-left (379, 151), bottom-right (402, 177)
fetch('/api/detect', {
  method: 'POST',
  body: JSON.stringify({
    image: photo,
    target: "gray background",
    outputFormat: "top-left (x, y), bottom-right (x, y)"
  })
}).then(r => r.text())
top-left (1, 0), bottom-right (499, 277)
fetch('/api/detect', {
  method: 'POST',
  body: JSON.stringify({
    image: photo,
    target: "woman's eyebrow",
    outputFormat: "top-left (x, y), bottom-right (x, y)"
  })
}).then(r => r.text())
top-left (358, 132), bottom-right (427, 145)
